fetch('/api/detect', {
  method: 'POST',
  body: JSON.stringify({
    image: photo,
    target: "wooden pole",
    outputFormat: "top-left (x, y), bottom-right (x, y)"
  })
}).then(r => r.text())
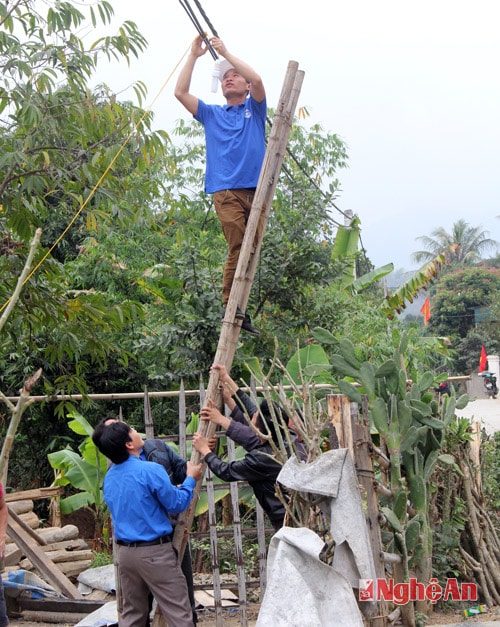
top-left (7, 512), bottom-right (83, 599)
top-left (470, 420), bottom-right (482, 492)
top-left (327, 394), bottom-right (388, 626)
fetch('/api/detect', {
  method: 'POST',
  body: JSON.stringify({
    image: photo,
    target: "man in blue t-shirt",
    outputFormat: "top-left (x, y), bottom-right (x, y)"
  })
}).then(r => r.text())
top-left (175, 35), bottom-right (266, 336)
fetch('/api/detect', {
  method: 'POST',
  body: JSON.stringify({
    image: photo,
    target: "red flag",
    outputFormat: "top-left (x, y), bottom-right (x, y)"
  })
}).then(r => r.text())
top-left (420, 296), bottom-right (431, 325)
top-left (479, 345), bottom-right (488, 372)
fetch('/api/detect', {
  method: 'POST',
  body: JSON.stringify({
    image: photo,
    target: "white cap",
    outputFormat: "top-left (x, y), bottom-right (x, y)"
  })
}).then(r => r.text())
top-left (210, 59), bottom-right (235, 92)
top-left (215, 59), bottom-right (235, 81)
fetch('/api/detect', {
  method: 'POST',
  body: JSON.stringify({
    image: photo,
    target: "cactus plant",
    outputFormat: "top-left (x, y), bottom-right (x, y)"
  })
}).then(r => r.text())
top-left (326, 330), bottom-right (469, 625)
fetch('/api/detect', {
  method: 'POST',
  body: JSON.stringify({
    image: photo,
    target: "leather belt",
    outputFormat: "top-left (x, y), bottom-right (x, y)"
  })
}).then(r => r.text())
top-left (116, 534), bottom-right (171, 547)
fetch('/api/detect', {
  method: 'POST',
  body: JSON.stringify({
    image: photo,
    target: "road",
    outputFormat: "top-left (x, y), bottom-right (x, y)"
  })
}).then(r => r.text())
top-left (455, 397), bottom-right (500, 434)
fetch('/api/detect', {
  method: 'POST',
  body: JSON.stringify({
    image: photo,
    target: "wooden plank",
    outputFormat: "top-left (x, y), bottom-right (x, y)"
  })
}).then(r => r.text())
top-left (7, 506), bottom-right (46, 545)
top-left (7, 499), bottom-right (34, 514)
top-left (19, 598), bottom-right (105, 613)
top-left (470, 420), bottom-right (482, 492)
top-left (4, 487), bottom-right (62, 502)
top-left (351, 398), bottom-right (388, 627)
top-left (4, 546), bottom-right (22, 566)
top-left (7, 515), bottom-right (84, 599)
top-left (327, 393), bottom-right (355, 458)
top-left (40, 539), bottom-right (88, 552)
top-left (20, 548), bottom-right (93, 569)
top-left (20, 610), bottom-right (90, 623)
top-left (56, 559), bottom-right (92, 578)
top-left (37, 525), bottom-right (80, 543)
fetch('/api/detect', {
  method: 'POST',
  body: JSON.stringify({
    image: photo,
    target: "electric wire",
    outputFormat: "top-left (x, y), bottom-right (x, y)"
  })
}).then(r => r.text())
top-left (177, 0), bottom-right (218, 59)
top-left (191, 0), bottom-right (219, 37)
top-left (266, 116), bottom-right (371, 264)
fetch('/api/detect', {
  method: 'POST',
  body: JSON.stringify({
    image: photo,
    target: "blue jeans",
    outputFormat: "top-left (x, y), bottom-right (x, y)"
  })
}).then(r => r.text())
top-left (0, 578), bottom-right (8, 627)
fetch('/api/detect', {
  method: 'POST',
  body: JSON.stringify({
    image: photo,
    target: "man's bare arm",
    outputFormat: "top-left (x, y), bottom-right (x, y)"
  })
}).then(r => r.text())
top-left (174, 35), bottom-right (208, 115)
top-left (211, 38), bottom-right (265, 103)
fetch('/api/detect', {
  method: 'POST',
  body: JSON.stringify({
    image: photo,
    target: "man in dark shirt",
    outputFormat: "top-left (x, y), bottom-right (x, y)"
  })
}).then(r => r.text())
top-left (193, 397), bottom-right (292, 531)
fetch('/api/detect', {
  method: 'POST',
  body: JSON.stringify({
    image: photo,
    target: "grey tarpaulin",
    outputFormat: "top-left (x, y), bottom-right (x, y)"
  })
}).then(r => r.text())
top-left (77, 564), bottom-right (116, 595)
top-left (256, 527), bottom-right (364, 626)
top-left (74, 600), bottom-right (118, 627)
top-left (256, 449), bottom-right (378, 625)
top-left (277, 448), bottom-right (377, 587)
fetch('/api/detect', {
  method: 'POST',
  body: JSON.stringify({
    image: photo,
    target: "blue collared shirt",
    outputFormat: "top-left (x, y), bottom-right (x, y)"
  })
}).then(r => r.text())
top-left (195, 95), bottom-right (267, 194)
top-left (104, 455), bottom-right (195, 543)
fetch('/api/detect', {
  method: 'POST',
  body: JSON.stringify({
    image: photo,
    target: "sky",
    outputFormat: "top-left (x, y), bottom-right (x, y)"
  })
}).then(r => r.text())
top-left (89, 0), bottom-right (500, 272)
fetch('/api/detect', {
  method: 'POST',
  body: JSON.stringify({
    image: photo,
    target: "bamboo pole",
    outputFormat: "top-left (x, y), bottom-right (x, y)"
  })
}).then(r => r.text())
top-left (146, 61), bottom-right (306, 627)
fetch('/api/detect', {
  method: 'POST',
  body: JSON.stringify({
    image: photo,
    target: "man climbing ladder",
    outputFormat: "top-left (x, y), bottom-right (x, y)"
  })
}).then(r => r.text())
top-left (172, 55), bottom-right (305, 555)
top-left (175, 34), bottom-right (266, 336)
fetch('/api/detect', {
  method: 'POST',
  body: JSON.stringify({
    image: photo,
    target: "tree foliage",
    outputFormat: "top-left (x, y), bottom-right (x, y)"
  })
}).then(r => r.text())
top-left (412, 219), bottom-right (498, 267)
top-left (428, 266), bottom-right (500, 345)
top-left (0, 0), bottom-right (444, 494)
top-left (0, 0), bottom-right (177, 401)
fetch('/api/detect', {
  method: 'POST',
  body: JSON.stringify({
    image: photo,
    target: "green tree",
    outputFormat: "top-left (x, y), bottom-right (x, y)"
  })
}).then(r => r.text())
top-left (428, 266), bottom-right (500, 349)
top-left (412, 220), bottom-right (498, 267)
top-left (0, 0), bottom-right (180, 492)
top-left (454, 329), bottom-right (499, 376)
top-left (0, 1), bottom-right (175, 399)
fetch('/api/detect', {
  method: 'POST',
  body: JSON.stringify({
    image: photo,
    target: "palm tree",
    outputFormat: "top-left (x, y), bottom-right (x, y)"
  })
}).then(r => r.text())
top-left (412, 220), bottom-right (499, 266)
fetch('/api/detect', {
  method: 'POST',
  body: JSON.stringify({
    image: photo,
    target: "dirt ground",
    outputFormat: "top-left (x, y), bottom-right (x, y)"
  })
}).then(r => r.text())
top-left (425, 603), bottom-right (500, 624)
top-left (194, 605), bottom-right (500, 625)
top-left (195, 603), bottom-right (259, 625)
top-left (8, 603), bottom-right (500, 626)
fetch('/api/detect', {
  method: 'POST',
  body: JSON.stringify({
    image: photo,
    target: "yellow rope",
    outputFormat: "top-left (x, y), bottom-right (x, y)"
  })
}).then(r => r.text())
top-left (1, 45), bottom-right (190, 315)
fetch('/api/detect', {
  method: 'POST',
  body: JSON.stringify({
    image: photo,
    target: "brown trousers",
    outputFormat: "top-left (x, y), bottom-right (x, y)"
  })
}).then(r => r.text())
top-left (116, 542), bottom-right (193, 627)
top-left (213, 188), bottom-right (264, 306)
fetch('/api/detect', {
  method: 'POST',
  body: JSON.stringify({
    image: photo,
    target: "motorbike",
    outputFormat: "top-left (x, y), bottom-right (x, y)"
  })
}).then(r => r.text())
top-left (480, 372), bottom-right (498, 399)
top-left (434, 381), bottom-right (450, 396)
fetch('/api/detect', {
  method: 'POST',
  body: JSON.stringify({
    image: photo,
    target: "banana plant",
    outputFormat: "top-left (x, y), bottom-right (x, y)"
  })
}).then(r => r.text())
top-left (331, 216), bottom-right (394, 291)
top-left (48, 411), bottom-right (109, 548)
top-left (48, 410), bottom-right (236, 524)
top-left (379, 244), bottom-right (459, 319)
top-left (332, 217), bottom-right (458, 321)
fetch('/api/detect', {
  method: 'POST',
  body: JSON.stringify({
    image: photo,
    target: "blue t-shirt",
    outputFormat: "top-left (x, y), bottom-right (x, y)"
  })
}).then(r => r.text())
top-left (195, 96), bottom-right (267, 194)
top-left (103, 455), bottom-right (195, 543)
